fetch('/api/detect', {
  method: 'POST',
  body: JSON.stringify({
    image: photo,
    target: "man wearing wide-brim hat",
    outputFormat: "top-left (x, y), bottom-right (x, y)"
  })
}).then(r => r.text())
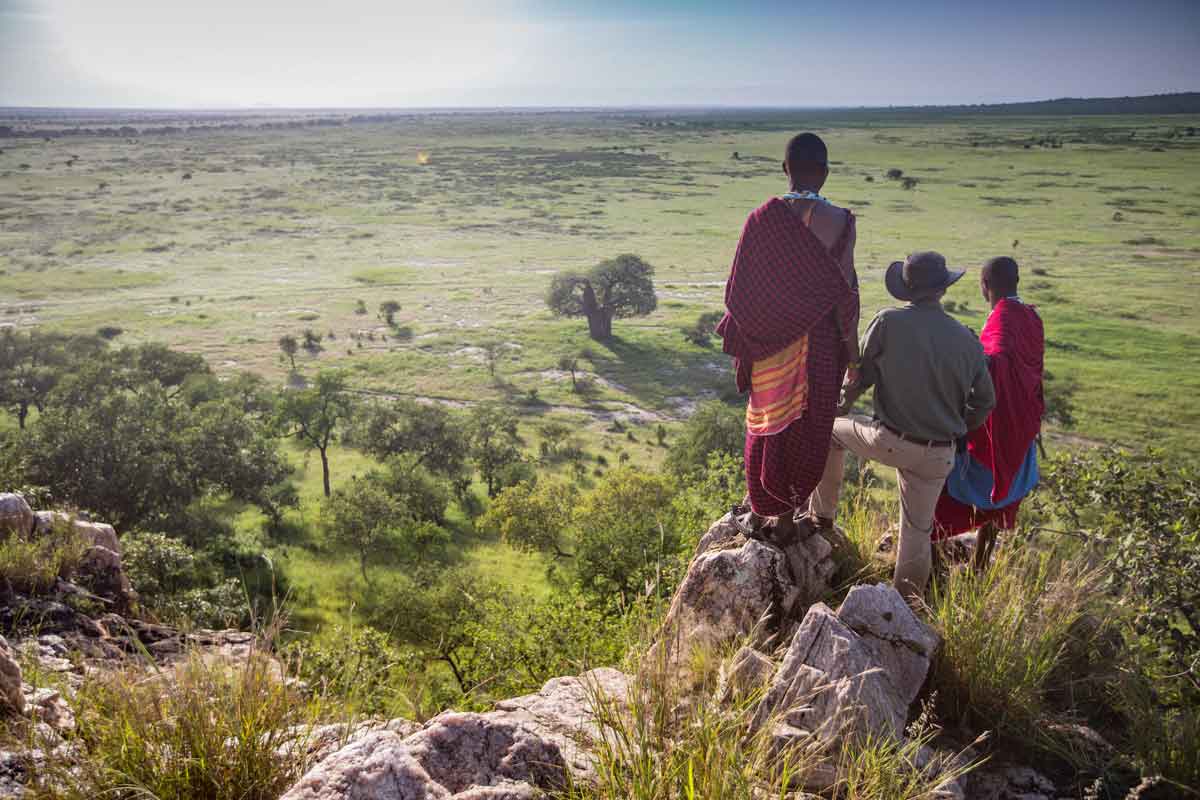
top-left (806, 251), bottom-right (996, 602)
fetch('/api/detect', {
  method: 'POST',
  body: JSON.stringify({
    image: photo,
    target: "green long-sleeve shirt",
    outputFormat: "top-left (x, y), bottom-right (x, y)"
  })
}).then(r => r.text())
top-left (852, 299), bottom-right (995, 441)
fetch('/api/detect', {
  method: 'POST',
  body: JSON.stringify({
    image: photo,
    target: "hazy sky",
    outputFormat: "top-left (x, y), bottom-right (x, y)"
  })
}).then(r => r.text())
top-left (2, 0), bottom-right (1198, 108)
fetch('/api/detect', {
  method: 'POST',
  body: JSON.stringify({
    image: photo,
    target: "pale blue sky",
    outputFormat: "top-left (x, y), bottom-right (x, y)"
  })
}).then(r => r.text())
top-left (2, 0), bottom-right (1197, 108)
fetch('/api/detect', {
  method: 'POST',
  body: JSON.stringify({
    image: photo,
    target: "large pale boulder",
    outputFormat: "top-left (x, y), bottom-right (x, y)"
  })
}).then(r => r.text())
top-left (281, 669), bottom-right (630, 800)
top-left (835, 583), bottom-right (941, 707)
top-left (34, 512), bottom-right (120, 554)
top-left (751, 584), bottom-right (939, 752)
top-left (0, 495), bottom-right (33, 538)
top-left (650, 512), bottom-right (835, 671)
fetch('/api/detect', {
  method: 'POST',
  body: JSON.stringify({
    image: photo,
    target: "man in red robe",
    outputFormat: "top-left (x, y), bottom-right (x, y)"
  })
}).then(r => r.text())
top-left (717, 133), bottom-right (859, 543)
top-left (934, 256), bottom-right (1045, 568)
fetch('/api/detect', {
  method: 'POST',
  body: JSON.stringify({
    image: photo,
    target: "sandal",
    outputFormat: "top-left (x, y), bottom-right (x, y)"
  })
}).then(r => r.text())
top-left (730, 507), bottom-right (771, 543)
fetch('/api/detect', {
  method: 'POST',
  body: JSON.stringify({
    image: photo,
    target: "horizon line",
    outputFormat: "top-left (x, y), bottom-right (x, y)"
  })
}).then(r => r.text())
top-left (3, 90), bottom-right (1199, 116)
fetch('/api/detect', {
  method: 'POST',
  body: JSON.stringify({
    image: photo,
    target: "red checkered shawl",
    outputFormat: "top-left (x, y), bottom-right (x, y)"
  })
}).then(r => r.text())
top-left (969, 298), bottom-right (1045, 501)
top-left (717, 198), bottom-right (858, 394)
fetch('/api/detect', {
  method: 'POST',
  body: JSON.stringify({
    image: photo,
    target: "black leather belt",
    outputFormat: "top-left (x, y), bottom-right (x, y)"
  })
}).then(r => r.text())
top-left (880, 421), bottom-right (954, 448)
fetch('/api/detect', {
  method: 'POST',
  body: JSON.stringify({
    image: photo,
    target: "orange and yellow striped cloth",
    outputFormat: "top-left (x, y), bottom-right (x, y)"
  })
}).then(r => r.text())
top-left (745, 335), bottom-right (809, 436)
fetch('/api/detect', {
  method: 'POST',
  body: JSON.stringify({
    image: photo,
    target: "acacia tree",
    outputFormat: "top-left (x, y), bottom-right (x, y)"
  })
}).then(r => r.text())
top-left (275, 370), bottom-right (354, 497)
top-left (0, 330), bottom-right (103, 429)
top-left (546, 254), bottom-right (657, 340)
top-left (349, 399), bottom-right (468, 477)
top-left (278, 335), bottom-right (299, 370)
top-left (557, 355), bottom-right (579, 391)
top-left (467, 404), bottom-right (524, 498)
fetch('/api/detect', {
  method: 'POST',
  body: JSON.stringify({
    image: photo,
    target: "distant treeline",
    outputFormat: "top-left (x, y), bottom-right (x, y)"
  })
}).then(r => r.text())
top-left (889, 91), bottom-right (1200, 117)
top-left (1, 92), bottom-right (1197, 140)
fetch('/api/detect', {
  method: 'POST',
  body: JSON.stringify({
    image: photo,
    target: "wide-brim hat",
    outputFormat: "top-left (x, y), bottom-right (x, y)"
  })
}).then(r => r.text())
top-left (885, 251), bottom-right (966, 301)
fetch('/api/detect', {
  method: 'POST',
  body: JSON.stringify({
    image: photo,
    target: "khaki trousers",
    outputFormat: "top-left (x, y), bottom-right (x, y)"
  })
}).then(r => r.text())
top-left (809, 415), bottom-right (955, 601)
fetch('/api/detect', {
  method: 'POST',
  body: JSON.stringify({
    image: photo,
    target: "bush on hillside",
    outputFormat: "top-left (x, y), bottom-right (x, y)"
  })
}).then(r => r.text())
top-left (573, 469), bottom-right (677, 604)
top-left (663, 401), bottom-right (745, 481)
top-left (122, 530), bottom-right (251, 628)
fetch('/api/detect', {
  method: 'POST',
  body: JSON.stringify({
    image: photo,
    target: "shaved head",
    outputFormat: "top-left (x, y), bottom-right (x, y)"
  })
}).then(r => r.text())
top-left (785, 132), bottom-right (829, 168)
top-left (982, 256), bottom-right (1020, 293)
top-left (782, 132), bottom-right (830, 192)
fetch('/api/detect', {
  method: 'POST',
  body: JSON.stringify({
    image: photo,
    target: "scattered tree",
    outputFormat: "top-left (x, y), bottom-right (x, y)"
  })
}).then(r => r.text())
top-left (278, 335), bottom-right (299, 370)
top-left (546, 254), bottom-right (658, 340)
top-left (324, 476), bottom-right (448, 583)
top-left (275, 370), bottom-right (354, 497)
top-left (467, 404), bottom-right (524, 498)
top-left (301, 328), bottom-right (323, 356)
top-left (572, 468), bottom-right (676, 601)
top-left (557, 355), bottom-right (580, 390)
top-left (682, 310), bottom-right (725, 347)
top-left (664, 400), bottom-right (745, 479)
top-left (349, 399), bottom-right (468, 478)
top-left (379, 300), bottom-right (402, 326)
top-left (479, 479), bottom-right (578, 559)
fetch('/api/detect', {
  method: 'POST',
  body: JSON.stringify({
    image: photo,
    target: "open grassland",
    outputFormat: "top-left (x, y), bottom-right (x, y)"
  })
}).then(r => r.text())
top-left (3, 109), bottom-right (1199, 627)
top-left (3, 110), bottom-right (1199, 454)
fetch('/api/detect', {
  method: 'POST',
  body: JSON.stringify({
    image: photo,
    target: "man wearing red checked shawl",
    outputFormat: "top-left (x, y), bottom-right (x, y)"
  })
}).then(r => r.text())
top-left (716, 133), bottom-right (859, 544)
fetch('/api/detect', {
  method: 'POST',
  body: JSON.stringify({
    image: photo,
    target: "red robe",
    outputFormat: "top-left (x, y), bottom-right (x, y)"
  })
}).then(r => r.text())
top-left (717, 199), bottom-right (857, 516)
top-left (934, 298), bottom-right (1044, 537)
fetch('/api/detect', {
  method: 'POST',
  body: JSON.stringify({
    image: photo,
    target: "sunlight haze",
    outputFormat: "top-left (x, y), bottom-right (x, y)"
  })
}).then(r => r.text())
top-left (2, 0), bottom-right (1198, 108)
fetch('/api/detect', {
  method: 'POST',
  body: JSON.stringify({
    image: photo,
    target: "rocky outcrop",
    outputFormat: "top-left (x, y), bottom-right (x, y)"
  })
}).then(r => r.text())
top-left (0, 495), bottom-right (34, 537)
top-left (650, 512), bottom-right (835, 672)
top-left (281, 668), bottom-right (630, 800)
top-left (0, 499), bottom-right (135, 612)
top-left (0, 637), bottom-right (25, 715)
top-left (750, 583), bottom-right (939, 753)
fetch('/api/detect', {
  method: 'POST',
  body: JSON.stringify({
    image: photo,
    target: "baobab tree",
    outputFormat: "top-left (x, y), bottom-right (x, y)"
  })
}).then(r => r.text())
top-left (545, 254), bottom-right (657, 340)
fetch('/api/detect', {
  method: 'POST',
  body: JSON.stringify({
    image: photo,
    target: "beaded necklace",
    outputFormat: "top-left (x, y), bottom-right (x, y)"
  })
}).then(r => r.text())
top-left (781, 190), bottom-right (831, 204)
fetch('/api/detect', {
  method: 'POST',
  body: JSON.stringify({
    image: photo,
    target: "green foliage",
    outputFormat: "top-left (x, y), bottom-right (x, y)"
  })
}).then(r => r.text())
top-left (467, 403), bottom-right (525, 498)
top-left (32, 651), bottom-right (319, 800)
top-left (928, 542), bottom-right (1105, 760)
top-left (121, 530), bottom-right (250, 628)
top-left (547, 254), bottom-right (657, 339)
top-left (366, 566), bottom-right (510, 696)
top-left (668, 451), bottom-right (743, 545)
top-left (348, 398), bottom-right (468, 477)
top-left (664, 401), bottom-right (745, 480)
top-left (275, 370), bottom-right (354, 498)
top-left (0, 329), bottom-right (105, 429)
top-left (1038, 448), bottom-right (1199, 677)
top-left (681, 310), bottom-right (724, 348)
top-left (573, 468), bottom-right (676, 602)
top-left (465, 589), bottom-right (633, 703)
top-left (564, 658), bottom-right (973, 800)
top-left (479, 479), bottom-right (578, 559)
top-left (0, 519), bottom-right (88, 595)
top-left (25, 351), bottom-right (289, 529)
top-left (323, 475), bottom-right (450, 583)
top-left (381, 456), bottom-right (451, 524)
top-left (1035, 448), bottom-right (1200, 785)
top-left (286, 624), bottom-right (416, 717)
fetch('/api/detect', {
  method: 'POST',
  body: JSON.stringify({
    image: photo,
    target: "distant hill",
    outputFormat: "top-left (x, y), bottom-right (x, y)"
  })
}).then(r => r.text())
top-left (889, 92), bottom-right (1200, 116)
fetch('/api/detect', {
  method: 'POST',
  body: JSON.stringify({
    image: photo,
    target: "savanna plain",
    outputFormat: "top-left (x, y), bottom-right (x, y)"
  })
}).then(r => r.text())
top-left (1, 107), bottom-right (1199, 798)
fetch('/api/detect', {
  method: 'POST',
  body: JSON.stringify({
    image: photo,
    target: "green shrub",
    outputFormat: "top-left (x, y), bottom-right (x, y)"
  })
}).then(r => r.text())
top-left (663, 401), bottom-right (744, 481)
top-left (31, 650), bottom-right (322, 800)
top-left (0, 519), bottom-right (88, 595)
top-left (1035, 448), bottom-right (1200, 786)
top-left (121, 530), bottom-right (250, 628)
top-left (285, 624), bottom-right (418, 718)
top-left (928, 542), bottom-right (1104, 760)
top-left (563, 652), bottom-right (974, 800)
